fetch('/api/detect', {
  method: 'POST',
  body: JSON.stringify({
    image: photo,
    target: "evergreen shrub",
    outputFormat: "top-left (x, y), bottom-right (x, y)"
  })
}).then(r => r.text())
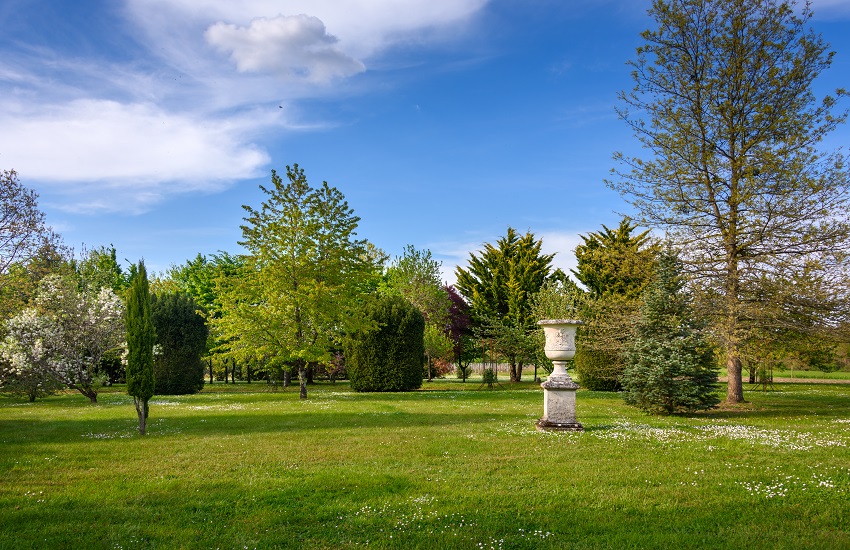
top-left (345, 295), bottom-right (424, 392)
top-left (574, 346), bottom-right (622, 391)
top-left (622, 250), bottom-right (719, 414)
top-left (151, 293), bottom-right (208, 395)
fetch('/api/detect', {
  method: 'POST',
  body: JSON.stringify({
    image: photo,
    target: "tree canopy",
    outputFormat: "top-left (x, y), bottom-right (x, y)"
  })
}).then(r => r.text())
top-left (609, 0), bottom-right (850, 403)
top-left (215, 165), bottom-right (381, 398)
top-left (455, 227), bottom-right (555, 381)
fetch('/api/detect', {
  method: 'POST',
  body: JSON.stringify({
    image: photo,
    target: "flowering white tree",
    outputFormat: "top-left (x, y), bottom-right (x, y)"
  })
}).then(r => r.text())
top-left (0, 275), bottom-right (125, 403)
top-left (0, 309), bottom-right (63, 401)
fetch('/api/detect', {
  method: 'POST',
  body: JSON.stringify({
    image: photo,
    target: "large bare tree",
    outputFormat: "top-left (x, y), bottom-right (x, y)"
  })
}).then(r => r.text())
top-left (0, 170), bottom-right (50, 279)
top-left (609, 0), bottom-right (850, 403)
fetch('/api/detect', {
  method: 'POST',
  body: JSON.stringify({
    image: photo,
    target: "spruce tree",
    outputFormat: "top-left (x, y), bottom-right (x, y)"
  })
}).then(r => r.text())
top-left (622, 249), bottom-right (719, 414)
top-left (126, 261), bottom-right (155, 434)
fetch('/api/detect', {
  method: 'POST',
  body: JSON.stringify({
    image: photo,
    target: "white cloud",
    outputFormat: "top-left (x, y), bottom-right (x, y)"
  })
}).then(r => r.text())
top-left (205, 15), bottom-right (365, 82)
top-left (0, 0), bottom-right (490, 214)
top-left (0, 99), bottom-right (270, 213)
top-left (129, 0), bottom-right (488, 60)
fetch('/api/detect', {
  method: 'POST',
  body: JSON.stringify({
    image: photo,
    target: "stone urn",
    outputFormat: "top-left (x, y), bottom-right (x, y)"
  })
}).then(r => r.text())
top-left (536, 319), bottom-right (583, 431)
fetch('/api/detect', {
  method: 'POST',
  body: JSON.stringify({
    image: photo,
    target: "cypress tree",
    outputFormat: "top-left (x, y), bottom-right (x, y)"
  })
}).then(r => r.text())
top-left (622, 249), bottom-right (719, 414)
top-left (126, 261), bottom-right (155, 434)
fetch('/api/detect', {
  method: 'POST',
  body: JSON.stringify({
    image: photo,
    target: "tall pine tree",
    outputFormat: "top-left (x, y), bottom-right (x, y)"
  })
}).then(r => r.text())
top-left (622, 249), bottom-right (719, 414)
top-left (126, 261), bottom-right (155, 434)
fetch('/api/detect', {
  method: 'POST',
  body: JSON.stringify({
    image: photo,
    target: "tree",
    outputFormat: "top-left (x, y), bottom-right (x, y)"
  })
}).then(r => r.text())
top-left (344, 295), bottom-right (424, 392)
top-left (382, 246), bottom-right (451, 380)
top-left (76, 245), bottom-right (129, 295)
top-left (168, 252), bottom-right (242, 384)
top-left (622, 249), bottom-right (720, 414)
top-left (126, 261), bottom-right (155, 434)
top-left (610, 0), bottom-right (850, 403)
top-left (151, 292), bottom-right (208, 395)
top-left (215, 165), bottom-right (381, 399)
top-left (570, 219), bottom-right (659, 390)
top-left (455, 227), bottom-right (554, 381)
top-left (446, 285), bottom-right (474, 380)
top-left (1, 274), bottom-right (125, 403)
top-left (0, 170), bottom-right (58, 282)
top-left (0, 310), bottom-right (64, 401)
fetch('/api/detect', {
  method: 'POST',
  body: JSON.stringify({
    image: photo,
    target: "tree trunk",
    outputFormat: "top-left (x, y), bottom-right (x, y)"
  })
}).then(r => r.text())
top-left (231, 359), bottom-right (236, 383)
top-left (83, 388), bottom-right (98, 404)
top-left (208, 359), bottom-right (214, 384)
top-left (224, 364), bottom-right (229, 384)
top-left (726, 355), bottom-right (745, 404)
top-left (298, 363), bottom-right (307, 399)
top-left (283, 368), bottom-right (291, 387)
top-left (509, 361), bottom-right (518, 382)
top-left (134, 397), bottom-right (148, 435)
top-left (307, 364), bottom-right (314, 384)
top-left (247, 364), bottom-right (252, 384)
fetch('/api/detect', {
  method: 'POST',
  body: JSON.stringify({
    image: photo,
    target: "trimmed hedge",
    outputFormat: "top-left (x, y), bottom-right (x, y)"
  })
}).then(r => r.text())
top-left (573, 346), bottom-right (622, 392)
top-left (345, 295), bottom-right (424, 392)
top-left (151, 292), bottom-right (208, 395)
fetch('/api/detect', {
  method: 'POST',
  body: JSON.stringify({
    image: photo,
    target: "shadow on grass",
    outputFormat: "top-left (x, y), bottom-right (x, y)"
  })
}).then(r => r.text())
top-left (0, 407), bottom-right (514, 447)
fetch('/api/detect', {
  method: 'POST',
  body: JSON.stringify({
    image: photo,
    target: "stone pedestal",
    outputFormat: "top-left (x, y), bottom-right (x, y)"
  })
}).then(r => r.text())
top-left (537, 320), bottom-right (584, 432)
top-left (536, 369), bottom-right (583, 431)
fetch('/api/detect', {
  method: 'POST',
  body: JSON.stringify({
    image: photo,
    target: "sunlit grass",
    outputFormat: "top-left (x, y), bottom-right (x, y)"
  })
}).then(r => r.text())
top-left (1, 379), bottom-right (848, 549)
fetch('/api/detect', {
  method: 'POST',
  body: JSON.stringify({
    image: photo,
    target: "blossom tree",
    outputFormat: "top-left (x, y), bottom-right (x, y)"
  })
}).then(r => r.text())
top-left (0, 310), bottom-right (63, 401)
top-left (2, 274), bottom-right (126, 403)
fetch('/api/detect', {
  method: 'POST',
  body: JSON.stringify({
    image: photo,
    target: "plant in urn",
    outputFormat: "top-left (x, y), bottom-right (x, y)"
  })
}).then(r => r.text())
top-left (536, 319), bottom-right (583, 431)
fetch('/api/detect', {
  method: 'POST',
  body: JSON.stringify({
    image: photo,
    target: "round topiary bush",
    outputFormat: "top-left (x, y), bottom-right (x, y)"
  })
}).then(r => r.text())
top-left (344, 295), bottom-right (424, 392)
top-left (573, 346), bottom-right (622, 392)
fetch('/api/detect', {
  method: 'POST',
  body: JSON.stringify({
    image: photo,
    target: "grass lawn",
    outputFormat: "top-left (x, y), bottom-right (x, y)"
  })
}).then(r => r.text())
top-left (1, 379), bottom-right (848, 549)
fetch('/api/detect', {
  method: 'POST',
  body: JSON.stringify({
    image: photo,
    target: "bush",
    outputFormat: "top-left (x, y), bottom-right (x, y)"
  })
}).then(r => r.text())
top-left (573, 346), bottom-right (622, 391)
top-left (345, 295), bottom-right (424, 392)
top-left (151, 292), bottom-right (208, 395)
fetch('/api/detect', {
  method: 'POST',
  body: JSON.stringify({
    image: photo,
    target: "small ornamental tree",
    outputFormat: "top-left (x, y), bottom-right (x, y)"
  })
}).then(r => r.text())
top-left (151, 292), bottom-right (208, 395)
top-left (126, 261), bottom-right (155, 434)
top-left (4, 275), bottom-right (124, 403)
top-left (622, 250), bottom-right (720, 414)
top-left (0, 310), bottom-right (63, 401)
top-left (345, 295), bottom-right (424, 392)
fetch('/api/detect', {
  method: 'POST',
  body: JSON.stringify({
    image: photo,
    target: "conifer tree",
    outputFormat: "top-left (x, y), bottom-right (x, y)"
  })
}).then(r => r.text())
top-left (455, 227), bottom-right (554, 381)
top-left (622, 249), bottom-right (719, 414)
top-left (126, 261), bottom-right (155, 434)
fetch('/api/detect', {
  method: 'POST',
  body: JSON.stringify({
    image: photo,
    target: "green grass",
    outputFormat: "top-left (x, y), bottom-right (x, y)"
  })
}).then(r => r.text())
top-left (769, 368), bottom-right (850, 380)
top-left (1, 379), bottom-right (848, 549)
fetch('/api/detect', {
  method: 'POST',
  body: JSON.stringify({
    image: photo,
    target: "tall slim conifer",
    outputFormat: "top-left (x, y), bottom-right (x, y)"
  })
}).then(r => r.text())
top-left (126, 260), bottom-right (155, 434)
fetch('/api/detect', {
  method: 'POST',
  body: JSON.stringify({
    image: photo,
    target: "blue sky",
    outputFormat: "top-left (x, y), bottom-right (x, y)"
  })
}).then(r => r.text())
top-left (2, 0), bottom-right (849, 282)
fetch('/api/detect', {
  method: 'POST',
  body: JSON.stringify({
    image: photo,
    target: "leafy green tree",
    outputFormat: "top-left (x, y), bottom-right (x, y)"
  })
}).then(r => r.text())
top-left (215, 165), bottom-right (381, 399)
top-left (571, 218), bottom-right (659, 390)
top-left (151, 292), bottom-right (208, 395)
top-left (382, 246), bottom-right (451, 380)
top-left (622, 249), bottom-right (720, 414)
top-left (168, 252), bottom-right (243, 383)
top-left (455, 227), bottom-right (554, 381)
top-left (344, 295), bottom-right (424, 392)
top-left (126, 261), bottom-right (155, 434)
top-left (76, 245), bottom-right (129, 295)
top-left (609, 0), bottom-right (850, 403)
